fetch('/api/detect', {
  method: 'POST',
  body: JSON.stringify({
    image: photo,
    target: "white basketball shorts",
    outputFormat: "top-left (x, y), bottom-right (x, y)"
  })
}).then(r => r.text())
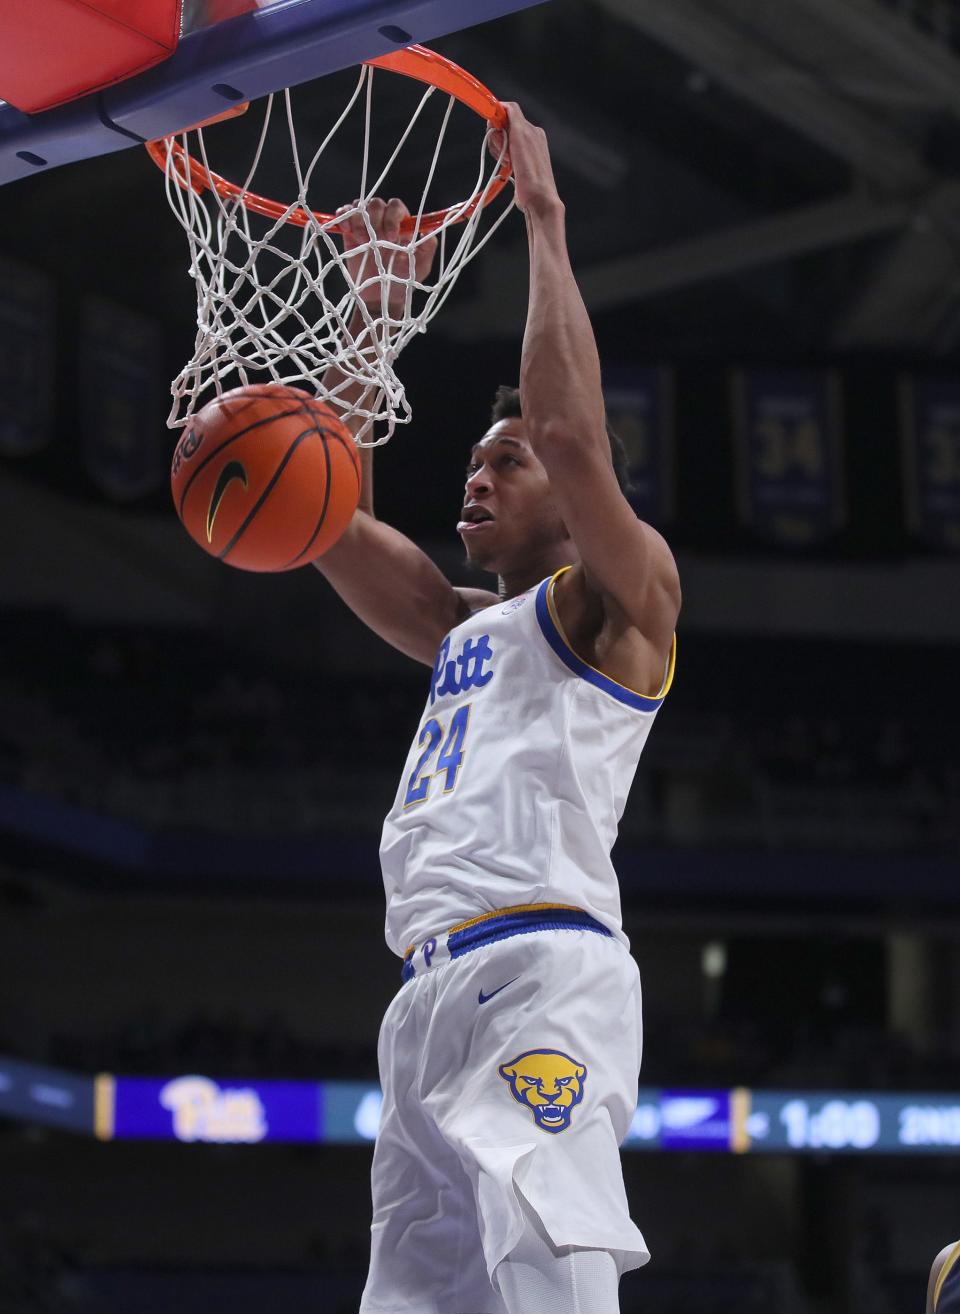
top-left (359, 904), bottom-right (650, 1314)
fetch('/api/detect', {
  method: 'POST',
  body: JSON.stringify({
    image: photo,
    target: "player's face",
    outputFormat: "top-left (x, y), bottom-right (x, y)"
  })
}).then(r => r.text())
top-left (458, 418), bottom-right (567, 573)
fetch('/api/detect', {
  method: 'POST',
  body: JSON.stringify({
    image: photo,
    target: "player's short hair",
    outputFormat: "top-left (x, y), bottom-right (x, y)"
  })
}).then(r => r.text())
top-left (490, 385), bottom-right (632, 495)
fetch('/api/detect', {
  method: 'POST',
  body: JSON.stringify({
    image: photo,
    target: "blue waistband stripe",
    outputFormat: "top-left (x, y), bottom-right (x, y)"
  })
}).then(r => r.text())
top-left (401, 906), bottom-right (611, 981)
top-left (449, 906), bottom-right (611, 956)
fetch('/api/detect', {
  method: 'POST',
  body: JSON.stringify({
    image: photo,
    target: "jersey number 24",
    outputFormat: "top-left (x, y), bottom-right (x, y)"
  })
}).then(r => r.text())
top-left (403, 705), bottom-right (471, 807)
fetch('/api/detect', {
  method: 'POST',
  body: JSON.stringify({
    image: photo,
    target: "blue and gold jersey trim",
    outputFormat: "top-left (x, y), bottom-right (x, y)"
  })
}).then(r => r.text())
top-left (401, 902), bottom-right (612, 982)
top-left (935, 1242), bottom-right (960, 1313)
top-left (535, 570), bottom-right (676, 711)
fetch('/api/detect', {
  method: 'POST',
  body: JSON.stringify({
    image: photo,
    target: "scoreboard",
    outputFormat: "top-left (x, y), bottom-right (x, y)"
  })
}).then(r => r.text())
top-left (99, 1078), bottom-right (960, 1153)
top-left (3, 1057), bottom-right (960, 1153)
top-left (628, 1088), bottom-right (960, 1154)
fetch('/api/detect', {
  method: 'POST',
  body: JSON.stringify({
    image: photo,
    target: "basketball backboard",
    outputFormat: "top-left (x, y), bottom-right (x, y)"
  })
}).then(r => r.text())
top-left (0, 0), bottom-right (543, 186)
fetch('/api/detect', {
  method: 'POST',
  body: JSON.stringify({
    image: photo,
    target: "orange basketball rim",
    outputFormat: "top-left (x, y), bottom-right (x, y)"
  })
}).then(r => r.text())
top-left (144, 45), bottom-right (511, 235)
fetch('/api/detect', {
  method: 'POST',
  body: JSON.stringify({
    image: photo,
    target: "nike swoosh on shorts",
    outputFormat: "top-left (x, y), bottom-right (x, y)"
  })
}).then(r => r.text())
top-left (478, 977), bottom-right (520, 1005)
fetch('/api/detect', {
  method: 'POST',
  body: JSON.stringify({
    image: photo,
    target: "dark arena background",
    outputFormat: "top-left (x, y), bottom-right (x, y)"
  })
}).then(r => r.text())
top-left (2, 2), bottom-right (960, 1311)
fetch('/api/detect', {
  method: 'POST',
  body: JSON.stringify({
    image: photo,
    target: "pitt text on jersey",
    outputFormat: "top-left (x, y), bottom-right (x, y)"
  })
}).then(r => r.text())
top-left (404, 633), bottom-right (495, 808)
top-left (429, 633), bottom-right (495, 705)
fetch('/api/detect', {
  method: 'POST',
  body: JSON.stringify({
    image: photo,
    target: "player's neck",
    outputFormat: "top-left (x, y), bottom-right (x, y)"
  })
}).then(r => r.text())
top-left (497, 546), bottom-right (578, 601)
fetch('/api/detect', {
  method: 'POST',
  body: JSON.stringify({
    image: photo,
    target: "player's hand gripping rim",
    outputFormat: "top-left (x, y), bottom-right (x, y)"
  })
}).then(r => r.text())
top-left (335, 197), bottom-right (439, 320)
top-left (488, 102), bottom-right (563, 219)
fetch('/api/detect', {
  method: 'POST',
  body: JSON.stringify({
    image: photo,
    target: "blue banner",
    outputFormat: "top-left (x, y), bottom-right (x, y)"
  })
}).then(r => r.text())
top-left (80, 296), bottom-right (166, 500)
top-left (0, 255), bottom-right (55, 457)
top-left (734, 368), bottom-right (845, 545)
top-left (901, 376), bottom-right (960, 550)
top-left (110, 1075), bottom-right (323, 1143)
top-left (603, 366), bottom-right (673, 526)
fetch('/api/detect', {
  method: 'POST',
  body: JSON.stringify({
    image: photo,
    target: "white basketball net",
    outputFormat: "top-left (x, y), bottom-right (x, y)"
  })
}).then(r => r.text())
top-left (157, 63), bottom-right (515, 444)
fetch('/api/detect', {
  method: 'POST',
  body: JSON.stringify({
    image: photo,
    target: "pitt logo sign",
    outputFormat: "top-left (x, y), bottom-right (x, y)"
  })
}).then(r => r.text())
top-left (429, 633), bottom-right (494, 705)
top-left (498, 1049), bottom-right (587, 1133)
top-left (159, 1076), bottom-right (267, 1143)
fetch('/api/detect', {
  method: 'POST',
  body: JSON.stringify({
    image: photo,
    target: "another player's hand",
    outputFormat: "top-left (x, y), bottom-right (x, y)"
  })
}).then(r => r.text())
top-left (336, 197), bottom-right (439, 319)
top-left (489, 103), bottom-right (562, 219)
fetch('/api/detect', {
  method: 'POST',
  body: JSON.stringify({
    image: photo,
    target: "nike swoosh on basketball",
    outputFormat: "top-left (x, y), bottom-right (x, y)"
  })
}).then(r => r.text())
top-left (206, 460), bottom-right (248, 542)
top-left (478, 977), bottom-right (519, 1005)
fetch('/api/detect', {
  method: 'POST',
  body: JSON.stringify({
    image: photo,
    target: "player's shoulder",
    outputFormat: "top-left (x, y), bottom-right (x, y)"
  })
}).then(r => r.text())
top-left (559, 529), bottom-right (679, 643)
top-left (619, 520), bottom-right (680, 641)
top-left (578, 515), bottom-right (681, 641)
top-left (928, 1241), bottom-right (960, 1314)
top-left (453, 586), bottom-right (501, 622)
top-left (638, 520), bottom-right (681, 601)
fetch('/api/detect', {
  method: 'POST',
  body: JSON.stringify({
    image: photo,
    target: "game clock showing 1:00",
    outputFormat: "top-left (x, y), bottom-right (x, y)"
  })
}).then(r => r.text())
top-left (778, 1098), bottom-right (881, 1150)
top-left (747, 1093), bottom-right (960, 1153)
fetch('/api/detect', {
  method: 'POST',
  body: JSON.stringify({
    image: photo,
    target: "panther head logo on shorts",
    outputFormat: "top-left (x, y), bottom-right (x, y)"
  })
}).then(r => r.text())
top-left (498, 1049), bottom-right (587, 1133)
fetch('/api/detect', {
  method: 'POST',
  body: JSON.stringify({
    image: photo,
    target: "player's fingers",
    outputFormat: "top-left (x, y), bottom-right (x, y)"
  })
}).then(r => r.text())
top-left (335, 203), bottom-right (357, 245)
top-left (487, 127), bottom-right (508, 163)
top-left (419, 232), bottom-right (439, 268)
top-left (343, 200), bottom-right (367, 246)
top-left (383, 197), bottom-right (409, 242)
top-left (365, 196), bottom-right (387, 235)
top-left (495, 101), bottom-right (544, 141)
top-left (412, 227), bottom-right (438, 256)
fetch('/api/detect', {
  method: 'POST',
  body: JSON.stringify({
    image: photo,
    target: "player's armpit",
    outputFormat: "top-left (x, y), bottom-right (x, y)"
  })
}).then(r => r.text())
top-left (552, 561), bottom-right (675, 699)
top-left (454, 585), bottom-right (501, 616)
top-left (314, 509), bottom-right (475, 666)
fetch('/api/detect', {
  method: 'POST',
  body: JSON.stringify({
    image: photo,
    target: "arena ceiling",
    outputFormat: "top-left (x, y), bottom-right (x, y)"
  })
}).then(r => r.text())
top-left (453, 0), bottom-right (960, 356)
top-left (4, 0), bottom-right (960, 359)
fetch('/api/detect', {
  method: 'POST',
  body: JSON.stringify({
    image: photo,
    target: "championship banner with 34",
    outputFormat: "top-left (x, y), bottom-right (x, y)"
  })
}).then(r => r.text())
top-left (603, 366), bottom-right (674, 527)
top-left (80, 296), bottom-right (166, 501)
top-left (733, 368), bottom-right (845, 546)
top-left (900, 376), bottom-right (960, 550)
top-left (0, 255), bottom-right (55, 458)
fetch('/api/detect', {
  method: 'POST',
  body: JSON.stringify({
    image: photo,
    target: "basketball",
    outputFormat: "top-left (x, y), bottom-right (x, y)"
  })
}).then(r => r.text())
top-left (170, 383), bottom-right (361, 572)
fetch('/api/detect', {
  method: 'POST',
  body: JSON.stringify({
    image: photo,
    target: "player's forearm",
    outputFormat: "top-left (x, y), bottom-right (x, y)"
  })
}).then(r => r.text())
top-left (320, 308), bottom-right (375, 515)
top-left (519, 204), bottom-right (607, 462)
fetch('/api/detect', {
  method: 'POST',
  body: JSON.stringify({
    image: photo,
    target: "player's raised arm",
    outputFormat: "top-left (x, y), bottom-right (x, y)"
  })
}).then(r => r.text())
top-left (503, 105), bottom-right (680, 666)
top-left (313, 198), bottom-right (497, 665)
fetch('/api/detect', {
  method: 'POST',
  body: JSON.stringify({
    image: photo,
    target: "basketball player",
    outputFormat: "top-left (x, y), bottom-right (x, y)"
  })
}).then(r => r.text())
top-left (928, 1242), bottom-right (960, 1314)
top-left (315, 104), bottom-right (680, 1314)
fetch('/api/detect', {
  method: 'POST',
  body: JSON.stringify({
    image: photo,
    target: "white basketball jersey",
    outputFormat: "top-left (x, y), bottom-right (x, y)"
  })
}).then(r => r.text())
top-left (379, 568), bottom-right (676, 957)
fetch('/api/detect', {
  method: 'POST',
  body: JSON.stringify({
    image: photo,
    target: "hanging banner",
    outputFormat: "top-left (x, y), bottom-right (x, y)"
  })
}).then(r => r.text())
top-left (80, 297), bottom-right (166, 500)
top-left (733, 368), bottom-right (845, 545)
top-left (603, 365), bottom-right (674, 527)
top-left (0, 255), bottom-right (55, 458)
top-left (900, 376), bottom-right (960, 550)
